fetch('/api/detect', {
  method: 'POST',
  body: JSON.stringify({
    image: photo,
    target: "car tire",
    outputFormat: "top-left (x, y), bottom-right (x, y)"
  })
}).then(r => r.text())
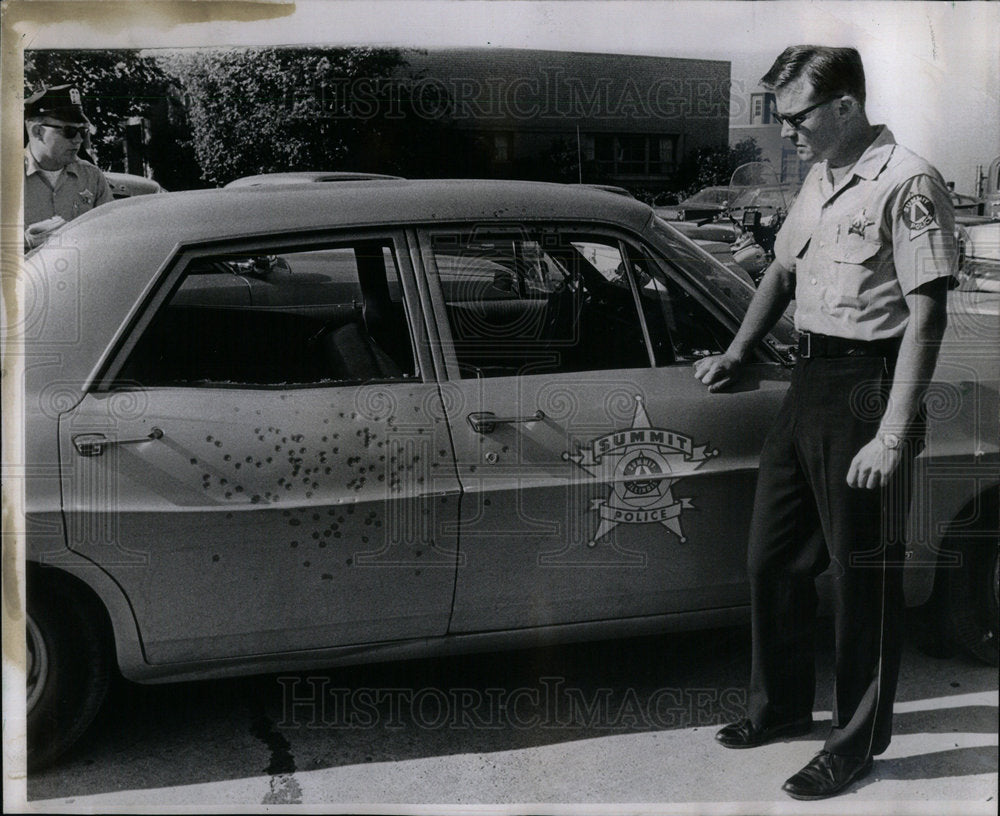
top-left (945, 538), bottom-right (1000, 667)
top-left (27, 580), bottom-right (112, 771)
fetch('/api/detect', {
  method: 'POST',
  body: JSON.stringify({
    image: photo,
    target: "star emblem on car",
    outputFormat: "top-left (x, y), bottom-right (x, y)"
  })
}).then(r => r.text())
top-left (563, 396), bottom-right (717, 545)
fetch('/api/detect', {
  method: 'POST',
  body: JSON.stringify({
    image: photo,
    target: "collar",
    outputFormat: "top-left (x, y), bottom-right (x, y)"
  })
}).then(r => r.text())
top-left (24, 146), bottom-right (80, 177)
top-left (818, 125), bottom-right (895, 183)
top-left (847, 125), bottom-right (896, 180)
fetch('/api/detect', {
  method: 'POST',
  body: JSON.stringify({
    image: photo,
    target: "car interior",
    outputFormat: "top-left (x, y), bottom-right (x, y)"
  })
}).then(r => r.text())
top-left (116, 230), bottom-right (734, 388)
top-left (118, 241), bottom-right (415, 387)
top-left (434, 231), bottom-right (732, 378)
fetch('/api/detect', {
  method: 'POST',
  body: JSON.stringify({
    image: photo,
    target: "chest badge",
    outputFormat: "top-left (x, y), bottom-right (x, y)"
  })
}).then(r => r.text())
top-left (78, 188), bottom-right (94, 205)
top-left (563, 396), bottom-right (717, 546)
top-left (847, 209), bottom-right (875, 238)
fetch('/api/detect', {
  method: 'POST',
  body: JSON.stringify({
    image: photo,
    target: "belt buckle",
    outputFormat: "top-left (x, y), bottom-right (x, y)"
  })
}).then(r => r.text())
top-left (798, 332), bottom-right (811, 358)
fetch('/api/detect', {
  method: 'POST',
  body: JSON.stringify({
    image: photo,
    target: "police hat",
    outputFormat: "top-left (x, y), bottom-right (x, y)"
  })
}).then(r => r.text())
top-left (24, 84), bottom-right (90, 123)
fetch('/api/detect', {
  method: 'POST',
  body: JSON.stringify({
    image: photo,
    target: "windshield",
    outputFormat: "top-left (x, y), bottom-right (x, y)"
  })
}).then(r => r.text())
top-left (729, 186), bottom-right (794, 212)
top-left (684, 187), bottom-right (730, 206)
top-left (727, 163), bottom-right (792, 214)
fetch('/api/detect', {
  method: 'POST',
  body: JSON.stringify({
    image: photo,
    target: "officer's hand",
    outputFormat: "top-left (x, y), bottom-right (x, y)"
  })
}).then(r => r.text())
top-left (846, 437), bottom-right (904, 489)
top-left (693, 352), bottom-right (741, 392)
top-left (25, 216), bottom-right (66, 249)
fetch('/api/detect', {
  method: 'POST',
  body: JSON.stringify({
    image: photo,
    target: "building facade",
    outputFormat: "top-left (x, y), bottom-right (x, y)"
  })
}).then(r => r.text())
top-left (729, 90), bottom-right (809, 184)
top-left (403, 49), bottom-right (732, 192)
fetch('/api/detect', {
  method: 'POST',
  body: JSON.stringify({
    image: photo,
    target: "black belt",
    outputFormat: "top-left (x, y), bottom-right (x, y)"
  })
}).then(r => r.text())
top-left (797, 331), bottom-right (901, 359)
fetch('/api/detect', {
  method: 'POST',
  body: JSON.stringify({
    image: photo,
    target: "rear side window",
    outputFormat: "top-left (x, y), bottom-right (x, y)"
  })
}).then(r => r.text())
top-left (117, 241), bottom-right (416, 387)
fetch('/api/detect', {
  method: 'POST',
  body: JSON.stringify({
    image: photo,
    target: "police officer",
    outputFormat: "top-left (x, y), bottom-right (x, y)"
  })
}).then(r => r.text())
top-left (24, 84), bottom-right (112, 249)
top-left (695, 46), bottom-right (956, 800)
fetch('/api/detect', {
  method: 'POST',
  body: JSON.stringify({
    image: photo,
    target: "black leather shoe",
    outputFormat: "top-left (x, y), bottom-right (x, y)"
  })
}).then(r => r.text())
top-left (782, 751), bottom-right (874, 800)
top-left (714, 716), bottom-right (812, 749)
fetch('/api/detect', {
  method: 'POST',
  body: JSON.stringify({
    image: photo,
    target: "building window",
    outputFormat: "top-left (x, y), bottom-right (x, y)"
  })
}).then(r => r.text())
top-left (592, 134), bottom-right (676, 176)
top-left (493, 133), bottom-right (512, 163)
top-left (753, 97), bottom-right (763, 123)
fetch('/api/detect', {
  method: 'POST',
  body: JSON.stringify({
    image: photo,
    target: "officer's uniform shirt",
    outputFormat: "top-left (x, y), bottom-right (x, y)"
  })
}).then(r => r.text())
top-left (774, 126), bottom-right (957, 341)
top-left (24, 147), bottom-right (113, 228)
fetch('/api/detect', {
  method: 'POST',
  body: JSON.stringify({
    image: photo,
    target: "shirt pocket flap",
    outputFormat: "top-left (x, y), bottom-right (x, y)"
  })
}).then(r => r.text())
top-left (833, 236), bottom-right (880, 264)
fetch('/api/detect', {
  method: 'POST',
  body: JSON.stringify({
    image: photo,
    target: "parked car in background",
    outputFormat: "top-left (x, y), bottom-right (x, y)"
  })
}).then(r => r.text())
top-left (21, 179), bottom-right (998, 771)
top-left (654, 185), bottom-right (730, 221)
top-left (104, 171), bottom-right (165, 199)
top-left (668, 219), bottom-right (740, 244)
top-left (224, 171), bottom-right (404, 188)
top-left (956, 218), bottom-right (1000, 293)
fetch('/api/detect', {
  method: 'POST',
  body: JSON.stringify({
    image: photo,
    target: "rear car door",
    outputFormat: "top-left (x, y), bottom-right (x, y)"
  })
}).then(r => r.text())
top-left (417, 221), bottom-right (791, 633)
top-left (58, 233), bottom-right (461, 664)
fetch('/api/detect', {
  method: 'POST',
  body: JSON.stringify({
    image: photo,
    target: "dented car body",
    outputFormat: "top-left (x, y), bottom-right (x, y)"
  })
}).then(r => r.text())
top-left (21, 180), bottom-right (999, 768)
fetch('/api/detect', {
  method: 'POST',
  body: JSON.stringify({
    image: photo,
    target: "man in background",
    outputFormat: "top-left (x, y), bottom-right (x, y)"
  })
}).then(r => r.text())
top-left (24, 84), bottom-right (112, 250)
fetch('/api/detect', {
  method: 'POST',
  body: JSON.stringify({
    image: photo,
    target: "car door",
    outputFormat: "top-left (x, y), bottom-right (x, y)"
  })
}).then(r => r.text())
top-left (59, 233), bottom-right (461, 664)
top-left (417, 221), bottom-right (791, 633)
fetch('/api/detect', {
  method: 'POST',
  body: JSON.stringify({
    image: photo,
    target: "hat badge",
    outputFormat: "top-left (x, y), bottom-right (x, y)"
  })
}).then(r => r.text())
top-left (69, 88), bottom-right (82, 105)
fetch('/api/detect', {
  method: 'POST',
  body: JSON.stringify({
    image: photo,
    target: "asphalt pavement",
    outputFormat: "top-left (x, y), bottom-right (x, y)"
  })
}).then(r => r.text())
top-left (19, 618), bottom-right (999, 813)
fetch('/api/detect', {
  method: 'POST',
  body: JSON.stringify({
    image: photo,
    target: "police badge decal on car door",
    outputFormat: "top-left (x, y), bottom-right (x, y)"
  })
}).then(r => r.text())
top-left (563, 396), bottom-right (717, 546)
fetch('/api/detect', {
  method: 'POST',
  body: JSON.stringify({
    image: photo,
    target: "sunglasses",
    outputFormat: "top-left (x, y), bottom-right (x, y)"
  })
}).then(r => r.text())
top-left (770, 97), bottom-right (838, 129)
top-left (38, 123), bottom-right (89, 139)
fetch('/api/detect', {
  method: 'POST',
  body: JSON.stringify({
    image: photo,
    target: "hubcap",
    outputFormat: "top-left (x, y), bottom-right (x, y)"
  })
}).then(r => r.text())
top-left (26, 613), bottom-right (49, 713)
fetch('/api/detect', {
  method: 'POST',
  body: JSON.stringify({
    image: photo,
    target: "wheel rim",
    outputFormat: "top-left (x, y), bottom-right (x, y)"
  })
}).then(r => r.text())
top-left (26, 612), bottom-right (49, 714)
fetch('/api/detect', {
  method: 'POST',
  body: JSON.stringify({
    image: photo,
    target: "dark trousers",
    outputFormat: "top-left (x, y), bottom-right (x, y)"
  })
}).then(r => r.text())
top-left (746, 354), bottom-right (909, 758)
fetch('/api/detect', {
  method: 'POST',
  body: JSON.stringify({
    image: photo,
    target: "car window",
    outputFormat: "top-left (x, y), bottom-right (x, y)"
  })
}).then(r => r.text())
top-left (118, 240), bottom-right (417, 387)
top-left (626, 241), bottom-right (738, 363)
top-left (429, 228), bottom-right (652, 378)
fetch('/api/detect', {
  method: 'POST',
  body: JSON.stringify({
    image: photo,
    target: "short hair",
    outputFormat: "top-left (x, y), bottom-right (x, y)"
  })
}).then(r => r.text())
top-left (761, 46), bottom-right (866, 107)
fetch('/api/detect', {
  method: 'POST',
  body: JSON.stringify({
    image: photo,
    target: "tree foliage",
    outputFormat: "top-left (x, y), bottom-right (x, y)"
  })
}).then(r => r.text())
top-left (673, 137), bottom-right (763, 198)
top-left (160, 47), bottom-right (473, 186)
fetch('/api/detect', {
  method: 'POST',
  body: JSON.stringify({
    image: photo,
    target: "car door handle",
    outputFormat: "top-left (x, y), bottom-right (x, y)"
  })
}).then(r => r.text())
top-left (466, 411), bottom-right (545, 434)
top-left (72, 427), bottom-right (164, 457)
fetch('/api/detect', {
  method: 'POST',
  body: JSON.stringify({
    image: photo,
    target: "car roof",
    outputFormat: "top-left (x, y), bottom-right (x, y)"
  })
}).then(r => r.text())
top-left (224, 171), bottom-right (405, 187)
top-left (64, 179), bottom-right (655, 248)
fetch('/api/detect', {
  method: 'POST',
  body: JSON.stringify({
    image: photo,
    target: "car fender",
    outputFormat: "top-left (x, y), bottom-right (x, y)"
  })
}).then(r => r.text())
top-left (27, 551), bottom-right (150, 681)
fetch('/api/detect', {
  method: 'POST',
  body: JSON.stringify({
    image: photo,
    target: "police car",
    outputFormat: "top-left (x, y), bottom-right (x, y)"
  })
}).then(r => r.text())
top-left (20, 180), bottom-right (998, 769)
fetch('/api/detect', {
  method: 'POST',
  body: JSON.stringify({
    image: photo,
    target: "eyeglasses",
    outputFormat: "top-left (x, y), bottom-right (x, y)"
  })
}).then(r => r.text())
top-left (38, 123), bottom-right (89, 139)
top-left (770, 97), bottom-right (837, 129)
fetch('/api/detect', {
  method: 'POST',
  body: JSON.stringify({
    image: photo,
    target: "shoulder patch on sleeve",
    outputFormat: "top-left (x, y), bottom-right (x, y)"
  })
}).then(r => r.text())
top-left (901, 193), bottom-right (937, 233)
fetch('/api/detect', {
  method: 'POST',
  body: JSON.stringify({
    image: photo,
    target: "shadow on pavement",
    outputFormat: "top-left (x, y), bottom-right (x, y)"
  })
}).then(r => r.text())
top-left (892, 705), bottom-right (1000, 736)
top-left (28, 619), bottom-right (999, 801)
top-left (864, 745), bottom-right (1000, 786)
